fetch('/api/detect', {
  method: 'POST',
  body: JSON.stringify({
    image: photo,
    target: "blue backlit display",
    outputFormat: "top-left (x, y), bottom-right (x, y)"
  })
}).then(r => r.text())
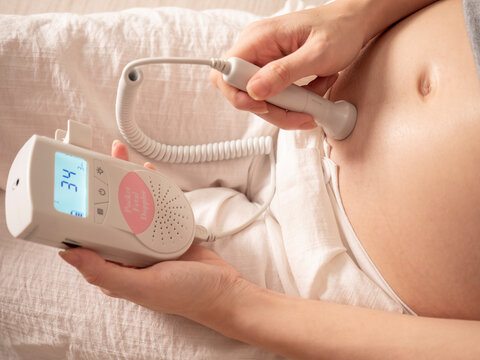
top-left (54, 152), bottom-right (88, 217)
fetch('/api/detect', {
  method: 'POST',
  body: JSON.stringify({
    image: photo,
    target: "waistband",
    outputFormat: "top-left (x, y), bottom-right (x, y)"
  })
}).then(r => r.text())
top-left (321, 136), bottom-right (416, 315)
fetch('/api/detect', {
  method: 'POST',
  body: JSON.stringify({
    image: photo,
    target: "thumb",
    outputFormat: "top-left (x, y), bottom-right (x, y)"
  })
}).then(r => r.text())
top-left (246, 45), bottom-right (322, 100)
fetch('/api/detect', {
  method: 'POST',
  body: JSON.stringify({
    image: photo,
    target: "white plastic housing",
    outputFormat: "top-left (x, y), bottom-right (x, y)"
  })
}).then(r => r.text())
top-left (224, 57), bottom-right (357, 140)
top-left (5, 135), bottom-right (195, 267)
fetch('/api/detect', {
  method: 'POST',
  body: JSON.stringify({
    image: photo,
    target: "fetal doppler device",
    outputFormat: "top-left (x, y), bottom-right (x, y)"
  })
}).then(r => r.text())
top-left (6, 57), bottom-right (357, 267)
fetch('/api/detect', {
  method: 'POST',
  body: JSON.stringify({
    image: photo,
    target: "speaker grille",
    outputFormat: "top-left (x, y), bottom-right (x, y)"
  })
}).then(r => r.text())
top-left (137, 173), bottom-right (194, 253)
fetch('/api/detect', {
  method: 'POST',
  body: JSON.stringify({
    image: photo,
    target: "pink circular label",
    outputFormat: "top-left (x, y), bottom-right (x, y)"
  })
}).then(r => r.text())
top-left (118, 172), bottom-right (154, 234)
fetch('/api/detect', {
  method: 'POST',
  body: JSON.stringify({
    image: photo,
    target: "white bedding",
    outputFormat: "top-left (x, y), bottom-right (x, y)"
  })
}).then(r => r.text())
top-left (0, 2), bottom-right (404, 359)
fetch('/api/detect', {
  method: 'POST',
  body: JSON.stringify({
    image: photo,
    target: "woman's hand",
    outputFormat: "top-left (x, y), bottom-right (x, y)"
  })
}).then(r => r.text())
top-left (210, 1), bottom-right (366, 130)
top-left (58, 141), bottom-right (249, 323)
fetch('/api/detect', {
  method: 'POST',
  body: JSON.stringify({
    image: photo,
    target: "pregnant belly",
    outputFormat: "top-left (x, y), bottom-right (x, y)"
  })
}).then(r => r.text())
top-left (327, 0), bottom-right (480, 320)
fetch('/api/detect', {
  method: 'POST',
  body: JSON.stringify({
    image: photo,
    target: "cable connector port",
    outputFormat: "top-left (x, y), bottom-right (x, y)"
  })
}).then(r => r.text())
top-left (194, 225), bottom-right (215, 243)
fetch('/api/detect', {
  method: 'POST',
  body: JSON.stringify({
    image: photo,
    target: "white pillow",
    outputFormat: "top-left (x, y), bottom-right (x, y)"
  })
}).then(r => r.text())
top-left (0, 7), bottom-right (279, 192)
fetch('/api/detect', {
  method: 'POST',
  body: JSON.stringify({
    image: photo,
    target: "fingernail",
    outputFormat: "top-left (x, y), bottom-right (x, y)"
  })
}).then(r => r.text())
top-left (59, 250), bottom-right (80, 267)
top-left (112, 139), bottom-right (121, 150)
top-left (247, 78), bottom-right (270, 100)
top-left (299, 120), bottom-right (318, 130)
top-left (253, 105), bottom-right (269, 115)
top-left (144, 162), bottom-right (153, 168)
top-left (99, 287), bottom-right (114, 297)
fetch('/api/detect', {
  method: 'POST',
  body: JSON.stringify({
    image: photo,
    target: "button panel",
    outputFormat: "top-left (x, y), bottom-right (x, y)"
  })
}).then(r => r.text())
top-left (94, 178), bottom-right (109, 204)
top-left (93, 159), bottom-right (109, 222)
top-left (94, 160), bottom-right (107, 183)
top-left (94, 203), bottom-right (108, 224)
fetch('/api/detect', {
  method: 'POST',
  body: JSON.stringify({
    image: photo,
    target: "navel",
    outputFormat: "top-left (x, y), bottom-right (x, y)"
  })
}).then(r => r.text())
top-left (417, 65), bottom-right (438, 99)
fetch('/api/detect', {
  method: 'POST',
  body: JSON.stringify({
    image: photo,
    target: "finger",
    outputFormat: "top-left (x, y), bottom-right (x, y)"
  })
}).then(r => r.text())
top-left (112, 140), bottom-right (129, 161)
top-left (214, 68), bottom-right (318, 130)
top-left (211, 69), bottom-right (268, 114)
top-left (303, 73), bottom-right (339, 97)
top-left (257, 103), bottom-right (317, 130)
top-left (209, 68), bottom-right (221, 89)
top-left (99, 287), bottom-right (115, 297)
top-left (213, 64), bottom-right (319, 130)
top-left (58, 248), bottom-right (148, 300)
top-left (222, 19), bottom-right (281, 65)
top-left (144, 162), bottom-right (156, 170)
top-left (246, 44), bottom-right (326, 100)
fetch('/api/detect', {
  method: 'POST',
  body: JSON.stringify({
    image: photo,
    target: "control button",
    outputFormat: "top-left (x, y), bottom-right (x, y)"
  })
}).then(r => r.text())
top-left (94, 159), bottom-right (108, 183)
top-left (94, 203), bottom-right (108, 224)
top-left (94, 178), bottom-right (109, 204)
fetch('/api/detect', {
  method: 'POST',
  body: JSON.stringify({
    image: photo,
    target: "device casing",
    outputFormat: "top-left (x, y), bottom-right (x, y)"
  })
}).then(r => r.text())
top-left (6, 134), bottom-right (195, 267)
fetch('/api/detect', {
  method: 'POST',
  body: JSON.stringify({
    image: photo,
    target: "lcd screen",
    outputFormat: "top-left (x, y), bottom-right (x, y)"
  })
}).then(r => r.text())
top-left (54, 152), bottom-right (88, 217)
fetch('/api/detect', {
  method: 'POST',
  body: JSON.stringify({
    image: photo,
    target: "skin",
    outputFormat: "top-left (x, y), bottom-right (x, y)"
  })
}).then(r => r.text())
top-left (328, 0), bottom-right (480, 320)
top-left (58, 0), bottom-right (480, 358)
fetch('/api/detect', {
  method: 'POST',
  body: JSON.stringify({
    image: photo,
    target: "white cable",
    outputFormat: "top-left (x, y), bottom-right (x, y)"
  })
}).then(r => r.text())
top-left (116, 57), bottom-right (276, 241)
top-left (212, 151), bottom-right (276, 240)
top-left (193, 152), bottom-right (275, 243)
top-left (115, 58), bottom-right (275, 163)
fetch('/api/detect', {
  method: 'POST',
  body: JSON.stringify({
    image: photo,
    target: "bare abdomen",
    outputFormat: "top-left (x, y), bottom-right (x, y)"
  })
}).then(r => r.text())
top-left (328, 0), bottom-right (480, 319)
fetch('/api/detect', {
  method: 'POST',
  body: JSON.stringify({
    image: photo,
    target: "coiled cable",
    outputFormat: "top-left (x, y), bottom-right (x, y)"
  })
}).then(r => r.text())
top-left (116, 57), bottom-right (276, 240)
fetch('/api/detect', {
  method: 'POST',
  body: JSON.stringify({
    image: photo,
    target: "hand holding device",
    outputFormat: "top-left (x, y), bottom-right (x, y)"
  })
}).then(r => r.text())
top-left (222, 57), bottom-right (357, 140)
top-left (210, 5), bottom-right (365, 133)
top-left (59, 241), bottom-right (246, 321)
top-left (5, 120), bottom-right (198, 267)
